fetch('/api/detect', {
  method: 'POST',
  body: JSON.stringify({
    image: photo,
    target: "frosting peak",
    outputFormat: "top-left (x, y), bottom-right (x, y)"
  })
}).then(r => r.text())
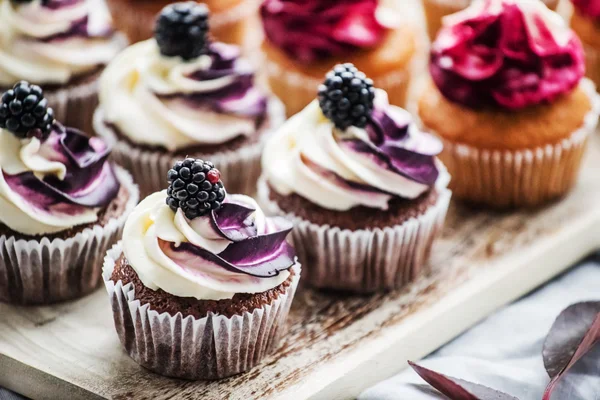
top-left (123, 192), bottom-right (296, 300)
top-left (0, 0), bottom-right (121, 86)
top-left (260, 0), bottom-right (391, 63)
top-left (263, 90), bottom-right (448, 211)
top-left (0, 124), bottom-right (120, 235)
top-left (100, 40), bottom-right (268, 151)
top-left (430, 0), bottom-right (585, 110)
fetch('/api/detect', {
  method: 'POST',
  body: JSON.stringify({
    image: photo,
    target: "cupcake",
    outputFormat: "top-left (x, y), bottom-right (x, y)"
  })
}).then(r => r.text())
top-left (423, 0), bottom-right (560, 40)
top-left (103, 157), bottom-right (300, 380)
top-left (94, 2), bottom-right (284, 198)
top-left (258, 64), bottom-right (451, 293)
top-left (0, 81), bottom-right (138, 305)
top-left (419, 0), bottom-right (600, 209)
top-left (260, 0), bottom-right (416, 117)
top-left (0, 0), bottom-right (125, 133)
top-left (570, 0), bottom-right (600, 89)
top-left (105, 0), bottom-right (260, 47)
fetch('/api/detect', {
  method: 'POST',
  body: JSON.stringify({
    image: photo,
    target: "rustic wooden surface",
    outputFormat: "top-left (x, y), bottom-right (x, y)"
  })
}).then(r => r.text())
top-left (2, 132), bottom-right (600, 400)
top-left (1, 1), bottom-right (597, 399)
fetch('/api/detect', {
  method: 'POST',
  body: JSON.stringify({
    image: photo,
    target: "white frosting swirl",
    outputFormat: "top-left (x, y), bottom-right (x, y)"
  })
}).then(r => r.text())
top-left (122, 191), bottom-right (290, 301)
top-left (99, 40), bottom-right (259, 151)
top-left (0, 0), bottom-right (121, 86)
top-left (0, 129), bottom-right (100, 235)
top-left (262, 92), bottom-right (450, 211)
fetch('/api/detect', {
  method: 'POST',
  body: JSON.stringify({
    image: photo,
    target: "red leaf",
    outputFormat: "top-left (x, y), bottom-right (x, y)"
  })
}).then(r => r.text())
top-left (408, 361), bottom-right (519, 400)
top-left (542, 301), bottom-right (600, 400)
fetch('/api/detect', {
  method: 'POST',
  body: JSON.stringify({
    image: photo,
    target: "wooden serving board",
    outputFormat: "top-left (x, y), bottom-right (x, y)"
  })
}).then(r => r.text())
top-left (2, 134), bottom-right (600, 400)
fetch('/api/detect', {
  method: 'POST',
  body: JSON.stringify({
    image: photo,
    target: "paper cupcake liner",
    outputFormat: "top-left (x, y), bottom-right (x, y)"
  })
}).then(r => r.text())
top-left (422, 0), bottom-right (559, 40)
top-left (102, 242), bottom-right (301, 380)
top-left (431, 80), bottom-right (600, 209)
top-left (0, 167), bottom-right (139, 305)
top-left (265, 58), bottom-right (411, 117)
top-left (258, 178), bottom-right (451, 293)
top-left (93, 98), bottom-right (285, 198)
top-left (105, 0), bottom-right (258, 46)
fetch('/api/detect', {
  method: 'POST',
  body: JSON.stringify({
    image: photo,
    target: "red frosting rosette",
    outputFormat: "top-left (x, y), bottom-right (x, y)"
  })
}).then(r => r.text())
top-left (430, 0), bottom-right (586, 110)
top-left (260, 0), bottom-right (389, 63)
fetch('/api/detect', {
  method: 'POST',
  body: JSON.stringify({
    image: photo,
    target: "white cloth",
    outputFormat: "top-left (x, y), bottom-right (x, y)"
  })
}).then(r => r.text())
top-left (360, 258), bottom-right (600, 400)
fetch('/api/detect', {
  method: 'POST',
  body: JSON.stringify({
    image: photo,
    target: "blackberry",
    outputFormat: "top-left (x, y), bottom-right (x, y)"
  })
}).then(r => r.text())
top-left (166, 158), bottom-right (226, 219)
top-left (0, 81), bottom-right (55, 141)
top-left (318, 63), bottom-right (376, 130)
top-left (154, 2), bottom-right (210, 60)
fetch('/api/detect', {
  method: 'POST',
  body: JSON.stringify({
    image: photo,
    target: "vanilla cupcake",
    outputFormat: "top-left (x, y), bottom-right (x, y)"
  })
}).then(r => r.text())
top-left (0, 81), bottom-right (138, 305)
top-left (259, 64), bottom-right (451, 292)
top-left (0, 0), bottom-right (125, 132)
top-left (419, 0), bottom-right (599, 208)
top-left (94, 2), bottom-right (284, 197)
top-left (104, 158), bottom-right (300, 379)
top-left (260, 0), bottom-right (416, 117)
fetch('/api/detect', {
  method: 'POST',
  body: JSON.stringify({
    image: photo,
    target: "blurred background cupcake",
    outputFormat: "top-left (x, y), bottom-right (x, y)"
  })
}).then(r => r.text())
top-left (419, 0), bottom-right (599, 209)
top-left (423, 0), bottom-right (560, 40)
top-left (94, 2), bottom-right (284, 197)
top-left (105, 0), bottom-right (260, 48)
top-left (570, 0), bottom-right (600, 89)
top-left (259, 64), bottom-right (451, 292)
top-left (260, 0), bottom-right (416, 117)
top-left (0, 0), bottom-right (125, 133)
top-left (0, 81), bottom-right (138, 305)
top-left (104, 158), bottom-right (300, 379)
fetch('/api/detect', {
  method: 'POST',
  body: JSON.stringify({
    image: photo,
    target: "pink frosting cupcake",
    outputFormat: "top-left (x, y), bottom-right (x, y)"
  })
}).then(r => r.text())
top-left (419, 0), bottom-right (600, 208)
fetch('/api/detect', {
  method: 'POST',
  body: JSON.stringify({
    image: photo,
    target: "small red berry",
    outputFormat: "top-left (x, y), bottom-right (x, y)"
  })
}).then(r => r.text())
top-left (207, 169), bottom-right (221, 184)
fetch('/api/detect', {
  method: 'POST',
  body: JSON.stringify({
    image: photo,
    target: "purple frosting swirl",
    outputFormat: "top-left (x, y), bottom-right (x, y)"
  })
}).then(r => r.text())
top-left (160, 200), bottom-right (296, 279)
top-left (4, 125), bottom-right (120, 214)
top-left (168, 43), bottom-right (268, 120)
top-left (40, 0), bottom-right (115, 42)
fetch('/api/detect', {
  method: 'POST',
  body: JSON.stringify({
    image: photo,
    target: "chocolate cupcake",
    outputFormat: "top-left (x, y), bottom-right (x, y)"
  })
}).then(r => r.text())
top-left (0, 81), bottom-right (139, 305)
top-left (103, 158), bottom-right (300, 380)
top-left (94, 2), bottom-right (284, 197)
top-left (258, 64), bottom-right (451, 293)
top-left (419, 0), bottom-right (600, 208)
top-left (0, 0), bottom-right (126, 133)
top-left (105, 0), bottom-right (260, 48)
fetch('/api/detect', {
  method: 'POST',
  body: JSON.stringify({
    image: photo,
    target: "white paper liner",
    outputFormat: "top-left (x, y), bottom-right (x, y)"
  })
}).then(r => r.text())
top-left (0, 167), bottom-right (139, 305)
top-left (93, 97), bottom-right (285, 198)
top-left (258, 178), bottom-right (451, 292)
top-left (425, 79), bottom-right (600, 208)
top-left (265, 57), bottom-right (411, 116)
top-left (43, 34), bottom-right (127, 134)
top-left (102, 242), bottom-right (301, 380)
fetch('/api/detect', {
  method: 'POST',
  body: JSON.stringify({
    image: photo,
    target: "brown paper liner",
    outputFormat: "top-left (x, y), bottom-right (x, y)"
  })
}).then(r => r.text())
top-left (265, 57), bottom-right (411, 117)
top-left (0, 167), bottom-right (139, 305)
top-left (258, 179), bottom-right (451, 293)
top-left (105, 0), bottom-right (259, 47)
top-left (103, 243), bottom-right (301, 380)
top-left (93, 98), bottom-right (284, 198)
top-left (423, 0), bottom-right (560, 41)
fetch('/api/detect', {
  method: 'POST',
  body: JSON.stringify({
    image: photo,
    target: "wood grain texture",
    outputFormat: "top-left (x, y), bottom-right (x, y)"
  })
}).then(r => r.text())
top-left (2, 2), bottom-right (598, 399)
top-left (2, 133), bottom-right (600, 400)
